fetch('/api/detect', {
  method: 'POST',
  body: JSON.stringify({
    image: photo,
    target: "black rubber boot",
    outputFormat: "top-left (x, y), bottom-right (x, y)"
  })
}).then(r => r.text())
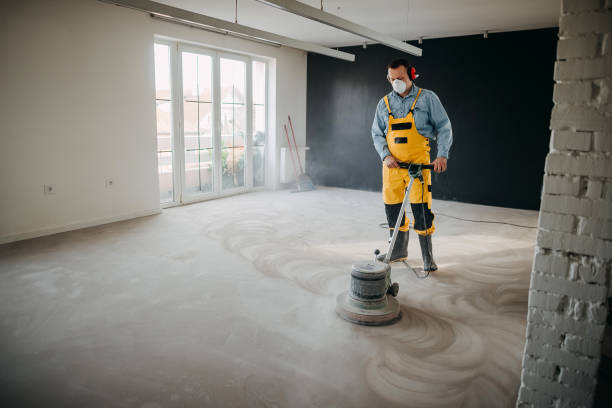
top-left (377, 230), bottom-right (409, 263)
top-left (418, 234), bottom-right (438, 272)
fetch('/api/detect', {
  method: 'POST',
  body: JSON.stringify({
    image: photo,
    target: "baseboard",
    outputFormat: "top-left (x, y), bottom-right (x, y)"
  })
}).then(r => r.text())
top-left (0, 208), bottom-right (162, 245)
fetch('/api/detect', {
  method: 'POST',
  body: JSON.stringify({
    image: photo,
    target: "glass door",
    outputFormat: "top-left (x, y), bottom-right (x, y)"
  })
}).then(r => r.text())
top-left (219, 56), bottom-right (247, 191)
top-left (180, 48), bottom-right (215, 199)
top-left (154, 40), bottom-right (267, 206)
top-left (153, 42), bottom-right (175, 204)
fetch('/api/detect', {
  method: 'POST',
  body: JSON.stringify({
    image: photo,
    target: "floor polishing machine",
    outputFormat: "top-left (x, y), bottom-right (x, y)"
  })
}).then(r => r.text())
top-left (336, 163), bottom-right (434, 326)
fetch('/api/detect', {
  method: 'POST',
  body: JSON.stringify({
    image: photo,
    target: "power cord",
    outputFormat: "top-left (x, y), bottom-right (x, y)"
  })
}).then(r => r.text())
top-left (379, 215), bottom-right (536, 229)
top-left (434, 213), bottom-right (537, 229)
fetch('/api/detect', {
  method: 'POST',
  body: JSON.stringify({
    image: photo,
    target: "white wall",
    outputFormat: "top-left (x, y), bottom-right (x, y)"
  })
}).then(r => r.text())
top-left (0, 0), bottom-right (307, 244)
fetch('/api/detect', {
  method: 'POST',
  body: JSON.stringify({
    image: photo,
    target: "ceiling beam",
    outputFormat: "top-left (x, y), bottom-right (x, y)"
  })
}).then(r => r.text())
top-left (98, 0), bottom-right (356, 61)
top-left (255, 0), bottom-right (422, 56)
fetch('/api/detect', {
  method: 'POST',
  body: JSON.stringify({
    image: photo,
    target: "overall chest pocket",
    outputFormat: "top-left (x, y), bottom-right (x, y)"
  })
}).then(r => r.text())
top-left (391, 122), bottom-right (412, 131)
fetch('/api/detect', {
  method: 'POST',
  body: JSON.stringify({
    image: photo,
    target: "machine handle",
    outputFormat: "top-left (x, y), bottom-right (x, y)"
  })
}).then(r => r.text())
top-left (397, 162), bottom-right (434, 170)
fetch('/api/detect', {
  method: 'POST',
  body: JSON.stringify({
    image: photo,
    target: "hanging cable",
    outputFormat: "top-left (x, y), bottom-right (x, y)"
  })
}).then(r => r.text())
top-left (435, 213), bottom-right (537, 229)
top-left (235, 0), bottom-right (238, 23)
top-left (379, 214), bottom-right (537, 229)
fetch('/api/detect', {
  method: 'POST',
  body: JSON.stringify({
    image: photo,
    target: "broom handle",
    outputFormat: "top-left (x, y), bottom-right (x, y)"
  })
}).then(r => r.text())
top-left (288, 115), bottom-right (304, 175)
top-left (283, 124), bottom-right (300, 182)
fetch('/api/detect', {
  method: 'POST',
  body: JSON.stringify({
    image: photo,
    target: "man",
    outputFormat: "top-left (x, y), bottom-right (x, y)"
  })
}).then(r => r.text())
top-left (371, 58), bottom-right (453, 272)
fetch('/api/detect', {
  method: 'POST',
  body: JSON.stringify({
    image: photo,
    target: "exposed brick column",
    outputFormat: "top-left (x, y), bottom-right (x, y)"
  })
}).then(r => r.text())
top-left (517, 0), bottom-right (612, 407)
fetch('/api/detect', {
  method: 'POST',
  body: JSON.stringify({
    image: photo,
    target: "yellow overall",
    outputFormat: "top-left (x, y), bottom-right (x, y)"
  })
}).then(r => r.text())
top-left (382, 89), bottom-right (435, 235)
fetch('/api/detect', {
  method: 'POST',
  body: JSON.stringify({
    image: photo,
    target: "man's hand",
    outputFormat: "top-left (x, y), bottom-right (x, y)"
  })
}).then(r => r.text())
top-left (431, 157), bottom-right (447, 173)
top-left (384, 155), bottom-right (399, 168)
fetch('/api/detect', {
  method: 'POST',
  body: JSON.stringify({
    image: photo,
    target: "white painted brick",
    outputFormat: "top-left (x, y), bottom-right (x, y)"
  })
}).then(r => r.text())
top-left (540, 194), bottom-right (592, 216)
top-left (529, 290), bottom-right (568, 311)
top-left (528, 323), bottom-right (565, 344)
top-left (522, 370), bottom-right (593, 401)
top-left (542, 175), bottom-right (582, 196)
top-left (604, 33), bottom-right (612, 56)
top-left (553, 82), bottom-right (593, 104)
top-left (563, 0), bottom-right (605, 14)
top-left (586, 180), bottom-right (603, 200)
top-left (578, 217), bottom-right (612, 238)
top-left (564, 333), bottom-right (603, 357)
top-left (592, 78), bottom-right (610, 105)
top-left (577, 261), bottom-right (608, 284)
top-left (533, 359), bottom-right (557, 378)
top-left (517, 386), bottom-right (545, 407)
top-left (537, 229), bottom-right (556, 248)
top-left (528, 308), bottom-right (606, 339)
top-left (523, 5), bottom-right (611, 402)
top-left (559, 11), bottom-right (612, 36)
top-left (525, 341), bottom-right (601, 377)
top-left (557, 36), bottom-right (601, 59)
top-left (569, 262), bottom-right (580, 280)
top-left (604, 181), bottom-right (612, 201)
top-left (599, 219), bottom-right (612, 238)
top-left (595, 238), bottom-right (612, 259)
top-left (537, 360), bottom-right (559, 380)
top-left (534, 252), bottom-right (552, 272)
top-left (593, 131), bottom-right (612, 152)
top-left (545, 152), bottom-right (612, 178)
top-left (567, 233), bottom-right (600, 255)
top-left (531, 271), bottom-right (608, 300)
top-left (592, 199), bottom-right (612, 220)
top-left (551, 129), bottom-right (592, 151)
top-left (556, 400), bottom-right (582, 408)
top-left (559, 367), bottom-right (597, 389)
top-left (550, 105), bottom-right (612, 132)
top-left (587, 302), bottom-right (608, 323)
top-left (523, 355), bottom-right (560, 382)
top-left (554, 56), bottom-right (612, 80)
top-left (539, 212), bottom-right (577, 233)
top-left (552, 254), bottom-right (572, 277)
top-left (573, 298), bottom-right (587, 319)
top-left (570, 12), bottom-right (612, 36)
top-left (537, 230), bottom-right (603, 255)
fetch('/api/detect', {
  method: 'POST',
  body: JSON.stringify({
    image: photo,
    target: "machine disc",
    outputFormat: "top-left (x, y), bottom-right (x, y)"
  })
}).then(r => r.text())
top-left (335, 291), bottom-right (401, 326)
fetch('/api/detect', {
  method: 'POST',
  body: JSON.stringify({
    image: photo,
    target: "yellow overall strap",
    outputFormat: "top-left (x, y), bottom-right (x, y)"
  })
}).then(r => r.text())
top-left (383, 95), bottom-right (392, 114)
top-left (409, 88), bottom-right (422, 114)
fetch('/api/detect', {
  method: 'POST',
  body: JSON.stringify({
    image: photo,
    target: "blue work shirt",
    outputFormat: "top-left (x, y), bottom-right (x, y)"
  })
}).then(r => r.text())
top-left (371, 84), bottom-right (453, 161)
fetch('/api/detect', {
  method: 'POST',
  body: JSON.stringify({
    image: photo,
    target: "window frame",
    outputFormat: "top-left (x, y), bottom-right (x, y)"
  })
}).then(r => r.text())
top-left (154, 39), bottom-right (268, 208)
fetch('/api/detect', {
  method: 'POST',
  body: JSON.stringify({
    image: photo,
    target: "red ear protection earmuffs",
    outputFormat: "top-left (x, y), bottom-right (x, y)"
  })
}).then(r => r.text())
top-left (407, 65), bottom-right (418, 81)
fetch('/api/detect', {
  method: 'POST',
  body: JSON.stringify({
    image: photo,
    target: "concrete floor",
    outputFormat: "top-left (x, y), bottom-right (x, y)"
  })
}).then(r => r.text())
top-left (0, 187), bottom-right (538, 407)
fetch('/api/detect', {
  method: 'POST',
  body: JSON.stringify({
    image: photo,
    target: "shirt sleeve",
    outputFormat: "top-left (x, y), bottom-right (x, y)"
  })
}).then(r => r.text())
top-left (427, 91), bottom-right (453, 159)
top-left (371, 98), bottom-right (391, 161)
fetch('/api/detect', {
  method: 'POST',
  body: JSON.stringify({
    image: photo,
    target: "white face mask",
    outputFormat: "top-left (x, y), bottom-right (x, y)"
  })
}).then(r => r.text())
top-left (392, 79), bottom-right (407, 94)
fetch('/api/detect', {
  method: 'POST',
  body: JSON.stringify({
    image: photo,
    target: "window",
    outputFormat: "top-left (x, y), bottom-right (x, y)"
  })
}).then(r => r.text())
top-left (182, 52), bottom-right (213, 194)
top-left (153, 40), bottom-right (268, 205)
top-left (252, 60), bottom-right (266, 187)
top-left (154, 43), bottom-right (174, 203)
top-left (220, 58), bottom-right (246, 190)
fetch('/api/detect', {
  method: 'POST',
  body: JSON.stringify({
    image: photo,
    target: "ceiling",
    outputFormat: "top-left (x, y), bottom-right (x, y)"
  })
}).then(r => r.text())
top-left (157, 0), bottom-right (560, 48)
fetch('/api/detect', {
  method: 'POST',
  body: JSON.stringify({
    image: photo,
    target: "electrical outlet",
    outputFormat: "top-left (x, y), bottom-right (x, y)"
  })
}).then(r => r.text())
top-left (105, 179), bottom-right (114, 188)
top-left (43, 184), bottom-right (56, 195)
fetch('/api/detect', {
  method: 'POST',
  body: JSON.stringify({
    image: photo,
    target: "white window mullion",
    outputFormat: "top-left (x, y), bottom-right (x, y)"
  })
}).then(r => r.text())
top-left (174, 43), bottom-right (186, 203)
top-left (245, 58), bottom-right (254, 189)
top-left (263, 60), bottom-right (269, 189)
top-left (212, 52), bottom-right (222, 195)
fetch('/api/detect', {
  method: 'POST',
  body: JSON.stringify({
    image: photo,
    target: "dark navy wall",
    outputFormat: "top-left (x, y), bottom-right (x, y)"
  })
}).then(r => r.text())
top-left (306, 28), bottom-right (558, 210)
